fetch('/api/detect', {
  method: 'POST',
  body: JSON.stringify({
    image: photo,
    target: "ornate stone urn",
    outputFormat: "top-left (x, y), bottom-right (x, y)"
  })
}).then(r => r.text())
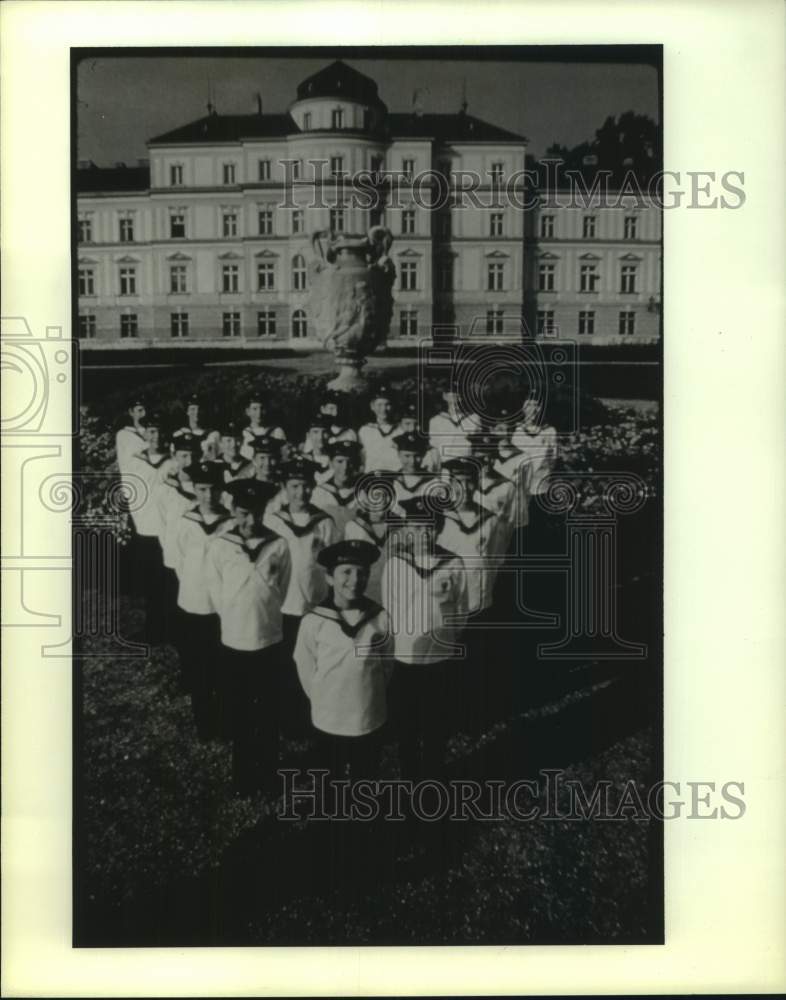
top-left (309, 226), bottom-right (395, 392)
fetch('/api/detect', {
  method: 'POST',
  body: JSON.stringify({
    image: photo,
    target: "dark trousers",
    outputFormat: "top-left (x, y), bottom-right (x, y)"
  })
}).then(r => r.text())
top-left (280, 613), bottom-right (310, 739)
top-left (392, 659), bottom-right (452, 783)
top-left (161, 566), bottom-right (180, 646)
top-left (312, 726), bottom-right (384, 786)
top-left (130, 534), bottom-right (167, 643)
top-left (175, 610), bottom-right (221, 741)
top-left (219, 644), bottom-right (283, 795)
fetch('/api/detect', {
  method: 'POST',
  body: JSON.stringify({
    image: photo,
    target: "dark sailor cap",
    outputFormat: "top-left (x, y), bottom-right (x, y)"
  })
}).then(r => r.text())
top-left (317, 539), bottom-right (380, 571)
top-left (226, 479), bottom-right (279, 513)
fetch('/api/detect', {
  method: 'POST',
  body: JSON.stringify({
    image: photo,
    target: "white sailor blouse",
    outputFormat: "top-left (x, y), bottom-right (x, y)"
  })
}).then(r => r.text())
top-left (343, 515), bottom-right (393, 606)
top-left (205, 527), bottom-right (291, 651)
top-left (115, 424), bottom-right (148, 477)
top-left (358, 421), bottom-right (399, 472)
top-left (475, 469), bottom-right (516, 553)
top-left (155, 469), bottom-right (196, 570)
top-left (127, 451), bottom-right (168, 537)
top-left (266, 505), bottom-right (337, 616)
top-left (381, 544), bottom-right (468, 664)
top-left (493, 450), bottom-right (532, 529)
top-left (173, 506), bottom-right (233, 615)
top-left (311, 478), bottom-right (359, 536)
top-left (427, 410), bottom-right (482, 466)
top-left (294, 597), bottom-right (393, 737)
top-left (511, 423), bottom-right (559, 496)
top-left (437, 506), bottom-right (500, 613)
top-left (239, 424), bottom-right (287, 461)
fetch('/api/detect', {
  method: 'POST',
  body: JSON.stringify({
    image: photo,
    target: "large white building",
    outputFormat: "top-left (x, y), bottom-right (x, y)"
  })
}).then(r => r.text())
top-left (75, 60), bottom-right (660, 346)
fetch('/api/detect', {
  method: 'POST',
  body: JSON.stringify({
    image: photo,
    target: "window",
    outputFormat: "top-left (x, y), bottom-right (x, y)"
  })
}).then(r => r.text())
top-left (437, 258), bottom-right (453, 292)
top-left (171, 312), bottom-right (189, 338)
top-left (540, 214), bottom-right (554, 238)
top-left (257, 261), bottom-right (275, 291)
top-left (438, 159), bottom-right (451, 181)
top-left (78, 218), bottom-right (92, 243)
top-left (292, 209), bottom-right (304, 234)
top-left (169, 264), bottom-right (187, 294)
top-left (583, 216), bottom-right (596, 238)
top-left (119, 266), bottom-right (137, 296)
top-left (487, 261), bottom-right (505, 292)
top-left (538, 263), bottom-right (556, 292)
top-left (258, 159), bottom-right (271, 182)
top-left (619, 311), bottom-right (636, 335)
top-left (223, 162), bottom-right (236, 185)
top-left (578, 310), bottom-right (595, 335)
top-left (222, 264), bottom-right (239, 293)
top-left (400, 261), bottom-right (418, 291)
top-left (486, 310), bottom-right (504, 335)
top-left (490, 212), bottom-right (504, 237)
top-left (120, 314), bottom-right (138, 338)
top-left (170, 164), bottom-right (183, 186)
top-left (437, 212), bottom-right (451, 239)
top-left (222, 311), bottom-right (241, 338)
top-left (292, 254), bottom-right (307, 291)
top-left (170, 212), bottom-right (185, 239)
top-left (119, 217), bottom-right (134, 242)
top-left (303, 112), bottom-right (312, 129)
top-left (222, 210), bottom-right (238, 238)
top-left (329, 207), bottom-right (345, 232)
top-left (537, 310), bottom-right (555, 335)
top-left (331, 108), bottom-right (344, 129)
top-left (624, 215), bottom-right (638, 239)
top-left (620, 264), bottom-right (638, 293)
top-left (402, 158), bottom-right (415, 181)
top-left (78, 267), bottom-right (95, 297)
top-left (258, 309), bottom-right (276, 337)
top-left (580, 264), bottom-right (599, 293)
top-left (399, 309), bottom-right (418, 338)
top-left (401, 208), bottom-right (416, 235)
top-left (292, 308), bottom-right (307, 338)
top-left (370, 154), bottom-right (384, 175)
top-left (330, 155), bottom-right (344, 177)
top-left (78, 314), bottom-right (96, 339)
top-left (258, 208), bottom-right (274, 236)
top-left (291, 160), bottom-right (302, 181)
top-left (490, 161), bottom-right (504, 186)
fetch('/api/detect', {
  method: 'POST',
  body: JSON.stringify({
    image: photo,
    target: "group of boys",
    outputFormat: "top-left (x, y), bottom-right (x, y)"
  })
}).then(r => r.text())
top-left (114, 384), bottom-right (558, 797)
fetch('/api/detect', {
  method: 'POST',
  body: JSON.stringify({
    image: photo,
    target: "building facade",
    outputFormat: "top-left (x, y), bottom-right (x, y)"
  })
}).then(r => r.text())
top-left (76, 60), bottom-right (660, 346)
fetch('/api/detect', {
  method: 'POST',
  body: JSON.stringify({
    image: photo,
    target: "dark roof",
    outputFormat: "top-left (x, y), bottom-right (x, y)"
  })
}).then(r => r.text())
top-left (149, 113), bottom-right (296, 146)
top-left (296, 59), bottom-right (386, 110)
top-left (147, 109), bottom-right (525, 148)
top-left (75, 164), bottom-right (150, 193)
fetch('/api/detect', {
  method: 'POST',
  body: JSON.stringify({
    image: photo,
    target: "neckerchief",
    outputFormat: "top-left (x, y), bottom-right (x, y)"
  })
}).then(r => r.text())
top-left (438, 411), bottom-right (464, 429)
top-left (478, 469), bottom-right (510, 492)
top-left (443, 505), bottom-right (494, 535)
top-left (310, 594), bottom-right (383, 640)
top-left (273, 504), bottom-right (331, 538)
top-left (351, 513), bottom-right (388, 548)
top-left (183, 505), bottom-right (231, 535)
top-left (393, 544), bottom-right (456, 579)
top-left (318, 479), bottom-right (357, 507)
top-left (366, 421), bottom-right (396, 438)
top-left (222, 526), bottom-right (280, 562)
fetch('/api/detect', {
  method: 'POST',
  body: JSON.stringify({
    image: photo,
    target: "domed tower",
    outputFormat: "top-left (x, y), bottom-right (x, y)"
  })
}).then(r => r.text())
top-left (289, 59), bottom-right (387, 134)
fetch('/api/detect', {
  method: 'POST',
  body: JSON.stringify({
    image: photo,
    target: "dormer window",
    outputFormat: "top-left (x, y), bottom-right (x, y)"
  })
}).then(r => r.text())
top-left (303, 112), bottom-right (312, 129)
top-left (332, 108), bottom-right (344, 129)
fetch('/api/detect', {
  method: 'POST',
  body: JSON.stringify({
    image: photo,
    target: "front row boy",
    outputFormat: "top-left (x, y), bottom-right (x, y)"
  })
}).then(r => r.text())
top-left (294, 540), bottom-right (393, 784)
top-left (206, 481), bottom-right (292, 795)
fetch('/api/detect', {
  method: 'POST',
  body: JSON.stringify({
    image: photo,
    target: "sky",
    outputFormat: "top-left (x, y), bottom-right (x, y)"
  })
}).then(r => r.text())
top-left (76, 51), bottom-right (659, 165)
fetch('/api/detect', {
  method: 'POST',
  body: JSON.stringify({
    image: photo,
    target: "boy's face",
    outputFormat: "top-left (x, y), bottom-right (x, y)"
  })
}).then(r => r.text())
top-left (321, 401), bottom-right (338, 419)
top-left (398, 448), bottom-right (420, 474)
top-left (129, 404), bottom-right (146, 423)
top-left (371, 398), bottom-right (391, 423)
top-left (400, 416), bottom-right (417, 434)
top-left (246, 401), bottom-right (263, 424)
top-left (174, 449), bottom-right (193, 472)
top-left (492, 422), bottom-right (512, 447)
top-left (252, 452), bottom-right (276, 479)
top-left (443, 391), bottom-right (460, 414)
top-left (307, 426), bottom-right (327, 450)
top-left (145, 426), bottom-right (160, 449)
top-left (234, 505), bottom-right (262, 539)
top-left (285, 478), bottom-right (311, 506)
top-left (187, 403), bottom-right (199, 421)
top-left (193, 483), bottom-right (219, 506)
top-left (450, 472), bottom-right (477, 505)
top-left (220, 434), bottom-right (238, 458)
top-left (328, 562), bottom-right (370, 604)
top-left (331, 454), bottom-right (356, 482)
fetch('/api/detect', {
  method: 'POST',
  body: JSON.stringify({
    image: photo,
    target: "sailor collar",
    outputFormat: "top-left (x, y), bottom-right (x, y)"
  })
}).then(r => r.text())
top-left (352, 513), bottom-right (389, 546)
top-left (437, 411), bottom-right (465, 429)
top-left (443, 506), bottom-right (494, 533)
top-left (318, 480), bottom-right (357, 506)
top-left (222, 526), bottom-right (281, 561)
top-left (183, 506), bottom-right (231, 535)
top-left (479, 469), bottom-right (511, 491)
top-left (394, 544), bottom-right (457, 578)
top-left (310, 594), bottom-right (383, 640)
top-left (365, 421), bottom-right (396, 438)
top-left (273, 504), bottom-right (331, 537)
top-left (121, 424), bottom-right (147, 440)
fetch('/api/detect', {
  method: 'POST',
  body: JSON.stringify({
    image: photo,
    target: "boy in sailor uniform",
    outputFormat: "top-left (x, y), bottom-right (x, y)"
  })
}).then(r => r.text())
top-left (299, 414), bottom-right (332, 482)
top-left (294, 540), bottom-right (393, 783)
top-left (319, 390), bottom-right (358, 446)
top-left (396, 398), bottom-right (440, 472)
top-left (126, 414), bottom-right (169, 643)
top-left (266, 458), bottom-right (338, 735)
top-left (358, 385), bottom-right (399, 472)
top-left (343, 470), bottom-right (397, 605)
top-left (171, 394), bottom-right (219, 458)
top-left (468, 429), bottom-right (517, 558)
top-left (311, 439), bottom-right (362, 535)
top-left (154, 434), bottom-right (198, 645)
top-left (381, 497), bottom-right (468, 781)
top-left (214, 420), bottom-right (251, 483)
top-left (115, 396), bottom-right (148, 478)
top-left (239, 391), bottom-right (287, 461)
top-left (427, 387), bottom-right (482, 469)
top-left (206, 480), bottom-right (292, 795)
top-left (172, 461), bottom-right (232, 740)
top-left (391, 431), bottom-right (440, 513)
top-left (511, 395), bottom-right (559, 540)
top-left (491, 408), bottom-right (532, 542)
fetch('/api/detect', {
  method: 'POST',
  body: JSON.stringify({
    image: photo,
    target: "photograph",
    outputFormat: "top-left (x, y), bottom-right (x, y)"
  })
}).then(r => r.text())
top-left (71, 45), bottom-right (663, 947)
